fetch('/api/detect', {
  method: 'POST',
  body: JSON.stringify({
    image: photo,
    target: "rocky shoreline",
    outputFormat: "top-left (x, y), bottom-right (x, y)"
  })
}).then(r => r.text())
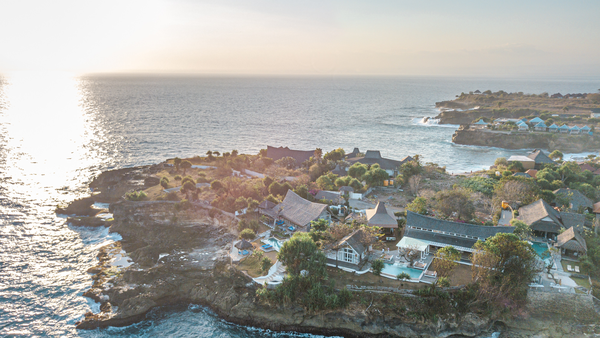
top-left (68, 165), bottom-right (600, 337)
top-left (452, 127), bottom-right (600, 152)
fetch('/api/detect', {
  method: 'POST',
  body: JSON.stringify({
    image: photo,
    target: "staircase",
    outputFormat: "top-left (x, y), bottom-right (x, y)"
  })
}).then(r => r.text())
top-left (253, 260), bottom-right (286, 286)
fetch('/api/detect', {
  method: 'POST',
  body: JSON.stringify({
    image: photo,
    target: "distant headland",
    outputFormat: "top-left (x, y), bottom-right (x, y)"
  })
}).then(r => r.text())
top-left (435, 90), bottom-right (600, 151)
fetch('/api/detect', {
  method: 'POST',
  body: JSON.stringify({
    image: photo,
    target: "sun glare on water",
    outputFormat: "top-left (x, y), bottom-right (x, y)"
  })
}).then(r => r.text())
top-left (0, 72), bottom-right (98, 206)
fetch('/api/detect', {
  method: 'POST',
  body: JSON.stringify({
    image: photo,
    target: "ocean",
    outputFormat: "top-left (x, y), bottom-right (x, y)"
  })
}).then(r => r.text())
top-left (1, 73), bottom-right (599, 337)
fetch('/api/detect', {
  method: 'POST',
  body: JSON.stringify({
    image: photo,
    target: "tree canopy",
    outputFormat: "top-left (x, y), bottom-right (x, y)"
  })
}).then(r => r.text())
top-left (406, 197), bottom-right (427, 215)
top-left (471, 233), bottom-right (539, 309)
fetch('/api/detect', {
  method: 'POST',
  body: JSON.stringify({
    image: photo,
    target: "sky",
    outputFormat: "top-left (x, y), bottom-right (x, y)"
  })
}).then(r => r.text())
top-left (0, 0), bottom-right (599, 76)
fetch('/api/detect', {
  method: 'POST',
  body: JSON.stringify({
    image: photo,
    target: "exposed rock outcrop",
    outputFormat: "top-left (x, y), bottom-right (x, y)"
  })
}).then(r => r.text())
top-left (452, 129), bottom-right (600, 152)
top-left (89, 164), bottom-right (164, 202)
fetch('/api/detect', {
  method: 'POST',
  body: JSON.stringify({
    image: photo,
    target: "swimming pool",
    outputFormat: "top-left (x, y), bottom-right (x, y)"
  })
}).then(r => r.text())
top-left (380, 263), bottom-right (423, 279)
top-left (531, 242), bottom-right (553, 265)
top-left (263, 237), bottom-right (284, 252)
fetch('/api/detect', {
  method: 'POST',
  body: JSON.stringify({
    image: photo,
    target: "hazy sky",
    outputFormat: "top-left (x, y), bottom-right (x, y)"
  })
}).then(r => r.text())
top-left (1, 0), bottom-right (599, 76)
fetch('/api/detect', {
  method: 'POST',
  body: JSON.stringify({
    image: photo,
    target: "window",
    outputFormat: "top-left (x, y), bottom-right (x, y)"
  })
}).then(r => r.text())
top-left (341, 247), bottom-right (356, 264)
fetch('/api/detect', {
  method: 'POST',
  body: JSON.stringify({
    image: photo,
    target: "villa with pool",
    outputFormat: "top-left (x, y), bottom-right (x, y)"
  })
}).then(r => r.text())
top-left (259, 190), bottom-right (331, 232)
top-left (398, 211), bottom-right (515, 261)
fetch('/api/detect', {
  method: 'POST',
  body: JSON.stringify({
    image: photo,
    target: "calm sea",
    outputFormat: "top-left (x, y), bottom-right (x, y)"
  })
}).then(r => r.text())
top-left (1, 74), bottom-right (599, 337)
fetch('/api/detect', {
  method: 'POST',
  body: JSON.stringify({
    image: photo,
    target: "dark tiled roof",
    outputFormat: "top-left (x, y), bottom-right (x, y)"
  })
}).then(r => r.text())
top-left (258, 200), bottom-right (276, 210)
top-left (266, 146), bottom-right (314, 165)
top-left (366, 202), bottom-right (397, 228)
top-left (275, 190), bottom-right (328, 227)
top-left (346, 151), bottom-right (412, 171)
top-left (556, 227), bottom-right (587, 253)
top-left (553, 188), bottom-right (593, 210)
top-left (314, 190), bottom-right (341, 203)
top-left (527, 149), bottom-right (555, 164)
top-left (407, 211), bottom-right (514, 239)
top-left (332, 229), bottom-right (370, 255)
top-left (404, 228), bottom-right (479, 250)
top-left (345, 148), bottom-right (361, 159)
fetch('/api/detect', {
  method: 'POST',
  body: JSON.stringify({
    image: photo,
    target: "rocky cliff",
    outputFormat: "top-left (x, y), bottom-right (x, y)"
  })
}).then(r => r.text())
top-left (452, 128), bottom-right (600, 152)
top-left (71, 200), bottom-right (600, 337)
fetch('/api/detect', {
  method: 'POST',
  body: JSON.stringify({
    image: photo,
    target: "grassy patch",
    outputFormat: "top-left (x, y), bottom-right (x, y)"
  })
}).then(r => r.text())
top-left (571, 276), bottom-right (591, 289)
top-left (325, 267), bottom-right (425, 290)
top-left (561, 260), bottom-right (581, 273)
top-left (237, 254), bottom-right (267, 278)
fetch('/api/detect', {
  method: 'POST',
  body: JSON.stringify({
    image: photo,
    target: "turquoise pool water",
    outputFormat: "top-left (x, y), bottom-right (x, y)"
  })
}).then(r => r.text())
top-left (265, 237), bottom-right (284, 251)
top-left (531, 242), bottom-right (553, 266)
top-left (381, 263), bottom-right (423, 279)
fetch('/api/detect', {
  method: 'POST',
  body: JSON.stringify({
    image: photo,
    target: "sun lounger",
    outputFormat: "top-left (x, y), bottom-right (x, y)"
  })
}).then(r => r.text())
top-left (414, 262), bottom-right (426, 269)
top-left (567, 265), bottom-right (573, 272)
top-left (575, 266), bottom-right (580, 273)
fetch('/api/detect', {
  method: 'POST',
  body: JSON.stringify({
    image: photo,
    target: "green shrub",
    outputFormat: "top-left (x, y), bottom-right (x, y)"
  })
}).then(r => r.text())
top-left (397, 272), bottom-right (411, 280)
top-left (166, 191), bottom-right (179, 201)
top-left (261, 257), bottom-right (273, 272)
top-left (240, 228), bottom-right (255, 240)
top-left (457, 176), bottom-right (496, 197)
top-left (372, 259), bottom-right (385, 276)
top-left (174, 175), bottom-right (182, 181)
top-left (160, 177), bottom-right (169, 189)
top-left (125, 191), bottom-right (147, 201)
top-left (437, 277), bottom-right (451, 287)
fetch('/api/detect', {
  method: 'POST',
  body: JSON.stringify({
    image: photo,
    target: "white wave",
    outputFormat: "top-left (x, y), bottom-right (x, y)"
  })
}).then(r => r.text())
top-left (412, 117), bottom-right (459, 128)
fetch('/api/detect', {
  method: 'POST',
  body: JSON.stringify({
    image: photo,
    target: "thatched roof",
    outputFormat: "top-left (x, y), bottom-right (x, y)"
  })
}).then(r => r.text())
top-left (235, 239), bottom-right (253, 250)
top-left (556, 227), bottom-right (587, 253)
top-left (517, 199), bottom-right (561, 226)
top-left (365, 202), bottom-right (397, 228)
top-left (276, 190), bottom-right (328, 227)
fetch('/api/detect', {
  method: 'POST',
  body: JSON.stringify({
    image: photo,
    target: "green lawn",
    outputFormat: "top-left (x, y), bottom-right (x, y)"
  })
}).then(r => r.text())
top-left (561, 260), bottom-right (581, 273)
top-left (571, 276), bottom-right (591, 290)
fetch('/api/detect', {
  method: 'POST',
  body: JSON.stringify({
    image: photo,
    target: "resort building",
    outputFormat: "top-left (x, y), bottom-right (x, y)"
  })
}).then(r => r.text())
top-left (553, 188), bottom-right (593, 212)
top-left (314, 190), bottom-right (343, 204)
top-left (266, 146), bottom-right (315, 167)
top-left (517, 121), bottom-right (529, 131)
top-left (554, 227), bottom-right (588, 257)
top-left (517, 199), bottom-right (586, 240)
top-left (507, 155), bottom-right (536, 170)
top-left (581, 125), bottom-right (591, 134)
top-left (323, 229), bottom-right (371, 269)
top-left (559, 124), bottom-right (570, 133)
top-left (398, 211), bottom-right (514, 259)
top-left (534, 122), bottom-right (547, 132)
top-left (548, 123), bottom-right (559, 132)
top-left (529, 117), bottom-right (544, 124)
top-left (526, 169), bottom-right (538, 178)
top-left (365, 202), bottom-right (398, 240)
top-left (261, 190), bottom-right (330, 231)
top-left (527, 149), bottom-right (555, 169)
top-left (345, 149), bottom-right (413, 177)
top-left (570, 125), bottom-right (581, 134)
